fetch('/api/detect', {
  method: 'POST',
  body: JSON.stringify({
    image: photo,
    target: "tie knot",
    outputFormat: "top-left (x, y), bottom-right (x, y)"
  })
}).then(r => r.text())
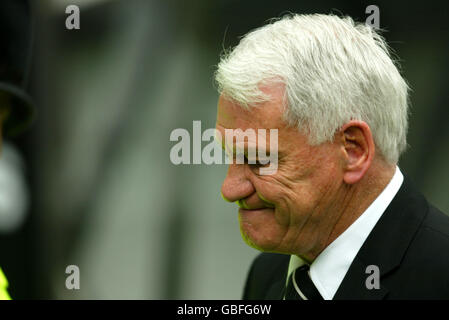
top-left (285, 265), bottom-right (323, 300)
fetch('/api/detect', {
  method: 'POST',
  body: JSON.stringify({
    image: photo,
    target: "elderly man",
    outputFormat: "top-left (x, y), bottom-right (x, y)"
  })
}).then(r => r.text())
top-left (214, 14), bottom-right (449, 300)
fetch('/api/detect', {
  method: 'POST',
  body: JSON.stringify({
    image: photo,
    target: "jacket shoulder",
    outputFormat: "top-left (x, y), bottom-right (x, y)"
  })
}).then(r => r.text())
top-left (420, 204), bottom-right (449, 239)
top-left (407, 204), bottom-right (449, 262)
top-left (387, 204), bottom-right (449, 299)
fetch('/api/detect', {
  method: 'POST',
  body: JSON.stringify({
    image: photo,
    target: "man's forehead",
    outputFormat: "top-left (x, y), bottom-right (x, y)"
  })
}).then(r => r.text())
top-left (216, 93), bottom-right (284, 131)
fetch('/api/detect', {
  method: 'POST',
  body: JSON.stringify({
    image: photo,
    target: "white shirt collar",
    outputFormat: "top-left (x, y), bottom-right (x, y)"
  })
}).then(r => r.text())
top-left (285, 166), bottom-right (404, 299)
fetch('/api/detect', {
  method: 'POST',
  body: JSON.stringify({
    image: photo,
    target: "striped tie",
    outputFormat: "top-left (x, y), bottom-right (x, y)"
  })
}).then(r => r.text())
top-left (285, 265), bottom-right (323, 300)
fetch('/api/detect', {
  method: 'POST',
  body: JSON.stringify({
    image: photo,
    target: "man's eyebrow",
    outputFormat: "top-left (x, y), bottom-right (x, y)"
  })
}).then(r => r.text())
top-left (220, 144), bottom-right (271, 159)
top-left (215, 131), bottom-right (274, 157)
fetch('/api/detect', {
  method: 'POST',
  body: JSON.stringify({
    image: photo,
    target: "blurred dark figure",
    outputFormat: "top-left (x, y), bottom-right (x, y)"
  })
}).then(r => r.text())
top-left (0, 0), bottom-right (35, 299)
top-left (0, 0), bottom-right (35, 137)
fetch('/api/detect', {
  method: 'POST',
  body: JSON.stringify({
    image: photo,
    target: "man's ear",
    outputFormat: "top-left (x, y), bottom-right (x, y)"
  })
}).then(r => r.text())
top-left (339, 120), bottom-right (375, 184)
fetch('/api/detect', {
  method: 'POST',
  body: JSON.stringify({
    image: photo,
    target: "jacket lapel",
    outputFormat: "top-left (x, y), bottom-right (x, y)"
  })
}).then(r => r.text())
top-left (266, 278), bottom-right (286, 299)
top-left (264, 255), bottom-right (289, 299)
top-left (334, 176), bottom-right (428, 300)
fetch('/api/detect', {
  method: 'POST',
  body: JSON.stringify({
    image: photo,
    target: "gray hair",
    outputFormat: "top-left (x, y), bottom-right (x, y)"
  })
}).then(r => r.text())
top-left (215, 14), bottom-right (409, 164)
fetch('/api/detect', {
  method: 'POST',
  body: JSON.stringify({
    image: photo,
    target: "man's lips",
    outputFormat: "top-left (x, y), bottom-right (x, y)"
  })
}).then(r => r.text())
top-left (237, 198), bottom-right (275, 210)
top-left (238, 207), bottom-right (276, 228)
top-left (238, 207), bottom-right (275, 214)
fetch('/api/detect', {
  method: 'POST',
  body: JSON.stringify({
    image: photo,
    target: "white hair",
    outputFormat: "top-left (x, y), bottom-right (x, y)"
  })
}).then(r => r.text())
top-left (215, 14), bottom-right (409, 164)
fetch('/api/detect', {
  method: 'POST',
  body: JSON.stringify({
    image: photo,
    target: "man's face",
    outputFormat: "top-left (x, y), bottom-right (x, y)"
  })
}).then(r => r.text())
top-left (216, 85), bottom-right (347, 260)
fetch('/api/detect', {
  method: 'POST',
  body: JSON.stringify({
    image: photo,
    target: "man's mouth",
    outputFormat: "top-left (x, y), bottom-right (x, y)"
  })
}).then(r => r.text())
top-left (237, 198), bottom-right (275, 210)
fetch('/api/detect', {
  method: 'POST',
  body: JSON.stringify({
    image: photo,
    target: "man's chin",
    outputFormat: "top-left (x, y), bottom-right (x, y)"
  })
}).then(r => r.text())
top-left (238, 207), bottom-right (283, 252)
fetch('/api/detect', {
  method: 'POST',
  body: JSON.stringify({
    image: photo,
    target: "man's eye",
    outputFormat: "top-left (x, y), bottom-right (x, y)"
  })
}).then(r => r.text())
top-left (248, 158), bottom-right (270, 167)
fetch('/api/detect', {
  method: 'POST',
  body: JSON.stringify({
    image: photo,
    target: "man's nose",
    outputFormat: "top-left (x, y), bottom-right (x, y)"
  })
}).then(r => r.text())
top-left (221, 163), bottom-right (255, 203)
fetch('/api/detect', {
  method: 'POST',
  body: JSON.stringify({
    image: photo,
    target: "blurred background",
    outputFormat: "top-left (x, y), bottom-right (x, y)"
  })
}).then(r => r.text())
top-left (0, 0), bottom-right (448, 299)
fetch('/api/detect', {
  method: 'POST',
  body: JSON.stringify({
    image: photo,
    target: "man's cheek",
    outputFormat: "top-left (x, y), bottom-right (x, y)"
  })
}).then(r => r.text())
top-left (256, 191), bottom-right (275, 208)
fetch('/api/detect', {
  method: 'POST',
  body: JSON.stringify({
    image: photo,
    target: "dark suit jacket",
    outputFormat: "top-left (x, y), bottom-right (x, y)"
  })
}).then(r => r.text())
top-left (243, 176), bottom-right (449, 300)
